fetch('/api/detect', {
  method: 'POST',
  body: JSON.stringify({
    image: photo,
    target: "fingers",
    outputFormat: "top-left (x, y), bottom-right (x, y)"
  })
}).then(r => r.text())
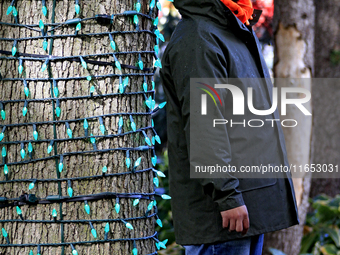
top-left (246, 20), bottom-right (250, 26)
top-left (222, 216), bottom-right (229, 229)
top-left (235, 218), bottom-right (243, 233)
top-left (229, 219), bottom-right (236, 232)
top-left (242, 216), bottom-right (250, 235)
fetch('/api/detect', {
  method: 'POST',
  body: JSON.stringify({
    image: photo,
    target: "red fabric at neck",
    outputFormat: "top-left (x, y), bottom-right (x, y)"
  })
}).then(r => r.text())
top-left (220, 0), bottom-right (254, 24)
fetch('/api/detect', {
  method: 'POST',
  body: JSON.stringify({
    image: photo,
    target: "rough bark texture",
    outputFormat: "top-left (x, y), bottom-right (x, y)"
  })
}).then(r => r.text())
top-left (309, 0), bottom-right (340, 198)
top-left (263, 0), bottom-right (314, 254)
top-left (0, 0), bottom-right (156, 254)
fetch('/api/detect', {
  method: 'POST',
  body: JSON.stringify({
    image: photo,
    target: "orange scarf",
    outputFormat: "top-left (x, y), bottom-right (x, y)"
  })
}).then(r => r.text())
top-left (220, 0), bottom-right (254, 24)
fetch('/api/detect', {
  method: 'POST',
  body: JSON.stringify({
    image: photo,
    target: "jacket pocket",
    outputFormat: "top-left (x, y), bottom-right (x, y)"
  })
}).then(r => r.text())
top-left (236, 177), bottom-right (277, 192)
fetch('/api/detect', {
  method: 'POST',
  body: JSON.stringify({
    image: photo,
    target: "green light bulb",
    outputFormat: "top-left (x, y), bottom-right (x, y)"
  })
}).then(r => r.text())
top-left (52, 208), bottom-right (57, 217)
top-left (91, 228), bottom-right (97, 238)
top-left (4, 164), bottom-right (8, 175)
top-left (2, 147), bottom-right (7, 157)
top-left (68, 187), bottom-right (73, 197)
top-left (0, 110), bottom-right (5, 120)
top-left (16, 206), bottom-right (22, 215)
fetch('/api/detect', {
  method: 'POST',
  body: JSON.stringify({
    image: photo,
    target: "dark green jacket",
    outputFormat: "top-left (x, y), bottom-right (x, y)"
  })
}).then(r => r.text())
top-left (160, 0), bottom-right (299, 245)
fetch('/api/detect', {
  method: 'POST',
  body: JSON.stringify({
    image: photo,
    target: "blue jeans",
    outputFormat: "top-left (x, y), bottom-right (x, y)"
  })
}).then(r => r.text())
top-left (183, 234), bottom-right (264, 255)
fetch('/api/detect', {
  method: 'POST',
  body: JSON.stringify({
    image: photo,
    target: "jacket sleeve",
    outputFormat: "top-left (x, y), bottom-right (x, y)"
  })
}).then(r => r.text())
top-left (160, 30), bottom-right (245, 212)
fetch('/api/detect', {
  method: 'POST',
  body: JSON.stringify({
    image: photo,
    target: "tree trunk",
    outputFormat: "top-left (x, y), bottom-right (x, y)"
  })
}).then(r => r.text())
top-left (263, 0), bottom-right (314, 254)
top-left (0, 0), bottom-right (157, 254)
top-left (309, 0), bottom-right (340, 198)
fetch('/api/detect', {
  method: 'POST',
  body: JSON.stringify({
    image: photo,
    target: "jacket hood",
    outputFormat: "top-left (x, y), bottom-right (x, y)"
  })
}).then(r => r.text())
top-left (173, 0), bottom-right (262, 27)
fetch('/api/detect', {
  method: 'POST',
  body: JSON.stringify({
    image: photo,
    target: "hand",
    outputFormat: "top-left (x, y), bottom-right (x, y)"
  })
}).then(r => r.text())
top-left (245, 15), bottom-right (253, 26)
top-left (220, 205), bottom-right (249, 235)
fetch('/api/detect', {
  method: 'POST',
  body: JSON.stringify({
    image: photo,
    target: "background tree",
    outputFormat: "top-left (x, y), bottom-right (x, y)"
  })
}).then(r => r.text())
top-left (309, 0), bottom-right (340, 198)
top-left (263, 0), bottom-right (314, 254)
top-left (0, 0), bottom-right (159, 254)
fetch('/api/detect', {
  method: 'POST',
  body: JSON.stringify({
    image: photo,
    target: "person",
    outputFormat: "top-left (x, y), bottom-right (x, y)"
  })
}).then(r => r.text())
top-left (159, 0), bottom-right (300, 254)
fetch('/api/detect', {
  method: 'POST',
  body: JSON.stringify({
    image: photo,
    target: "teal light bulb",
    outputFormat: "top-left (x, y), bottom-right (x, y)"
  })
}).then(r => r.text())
top-left (133, 199), bottom-right (139, 206)
top-left (155, 135), bottom-right (161, 144)
top-left (20, 148), bottom-right (25, 159)
top-left (16, 206), bottom-right (22, 215)
top-left (72, 249), bottom-right (78, 255)
top-left (24, 87), bottom-right (29, 97)
top-left (144, 136), bottom-right (151, 146)
top-left (75, 4), bottom-right (80, 14)
top-left (67, 128), bottom-right (73, 138)
top-left (161, 194), bottom-right (171, 200)
top-left (147, 201), bottom-right (153, 211)
top-left (99, 124), bottom-right (105, 135)
top-left (4, 164), bottom-right (8, 175)
top-left (47, 144), bottom-right (53, 154)
top-left (28, 143), bottom-right (33, 153)
top-left (151, 156), bottom-right (157, 166)
top-left (136, 2), bottom-right (141, 12)
top-left (18, 64), bottom-right (24, 74)
top-left (156, 219), bottom-right (163, 227)
top-left (52, 208), bottom-right (57, 217)
top-left (132, 247), bottom-right (138, 255)
top-left (1, 109), bottom-right (5, 120)
top-left (134, 157), bottom-right (141, 168)
top-left (55, 107), bottom-right (61, 117)
top-left (133, 15), bottom-right (139, 25)
top-left (126, 158), bottom-right (131, 168)
top-left (150, 0), bottom-right (155, 9)
top-left (156, 1), bottom-right (162, 11)
top-left (131, 122), bottom-right (136, 132)
top-left (90, 134), bottom-right (96, 144)
top-left (102, 166), bottom-right (107, 173)
top-left (6, 5), bottom-right (13, 15)
top-left (80, 56), bottom-right (87, 69)
top-left (33, 130), bottom-right (38, 140)
top-left (68, 187), bottom-right (73, 197)
top-left (84, 203), bottom-right (90, 214)
top-left (43, 40), bottom-right (48, 51)
top-left (59, 162), bottom-right (63, 172)
top-left (29, 182), bottom-right (35, 190)
top-left (159, 101), bottom-right (167, 109)
top-left (110, 40), bottom-right (116, 51)
top-left (53, 86), bottom-right (59, 97)
top-left (0, 132), bottom-right (4, 142)
top-left (143, 82), bottom-right (148, 92)
top-left (83, 119), bottom-right (88, 129)
top-left (90, 86), bottom-right (95, 93)
top-left (76, 22), bottom-right (81, 31)
top-left (157, 170), bottom-right (166, 178)
top-left (1, 228), bottom-right (7, 238)
top-left (153, 177), bottom-right (159, 187)
top-left (41, 62), bottom-right (47, 72)
top-left (154, 45), bottom-right (159, 55)
top-left (125, 222), bottom-right (133, 230)
top-left (115, 60), bottom-right (121, 70)
top-left (12, 46), bottom-right (17, 56)
top-left (23, 106), bottom-right (28, 116)
top-left (115, 203), bottom-right (120, 214)
top-left (138, 60), bottom-right (143, 70)
top-left (91, 228), bottom-right (97, 238)
top-left (2, 147), bottom-right (7, 157)
top-left (104, 223), bottom-right (110, 233)
top-left (39, 20), bottom-right (44, 29)
top-left (153, 17), bottom-right (159, 26)
top-left (42, 6), bottom-right (47, 16)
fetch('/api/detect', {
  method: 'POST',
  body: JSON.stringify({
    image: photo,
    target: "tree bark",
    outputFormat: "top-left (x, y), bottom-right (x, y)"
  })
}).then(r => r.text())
top-left (0, 0), bottom-right (156, 254)
top-left (263, 0), bottom-right (314, 254)
top-left (309, 0), bottom-right (340, 198)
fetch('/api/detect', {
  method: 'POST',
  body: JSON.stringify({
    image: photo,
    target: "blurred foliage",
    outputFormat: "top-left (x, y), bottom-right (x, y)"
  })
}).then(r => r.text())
top-left (330, 50), bottom-right (340, 66)
top-left (300, 194), bottom-right (340, 255)
top-left (155, 150), bottom-right (185, 255)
